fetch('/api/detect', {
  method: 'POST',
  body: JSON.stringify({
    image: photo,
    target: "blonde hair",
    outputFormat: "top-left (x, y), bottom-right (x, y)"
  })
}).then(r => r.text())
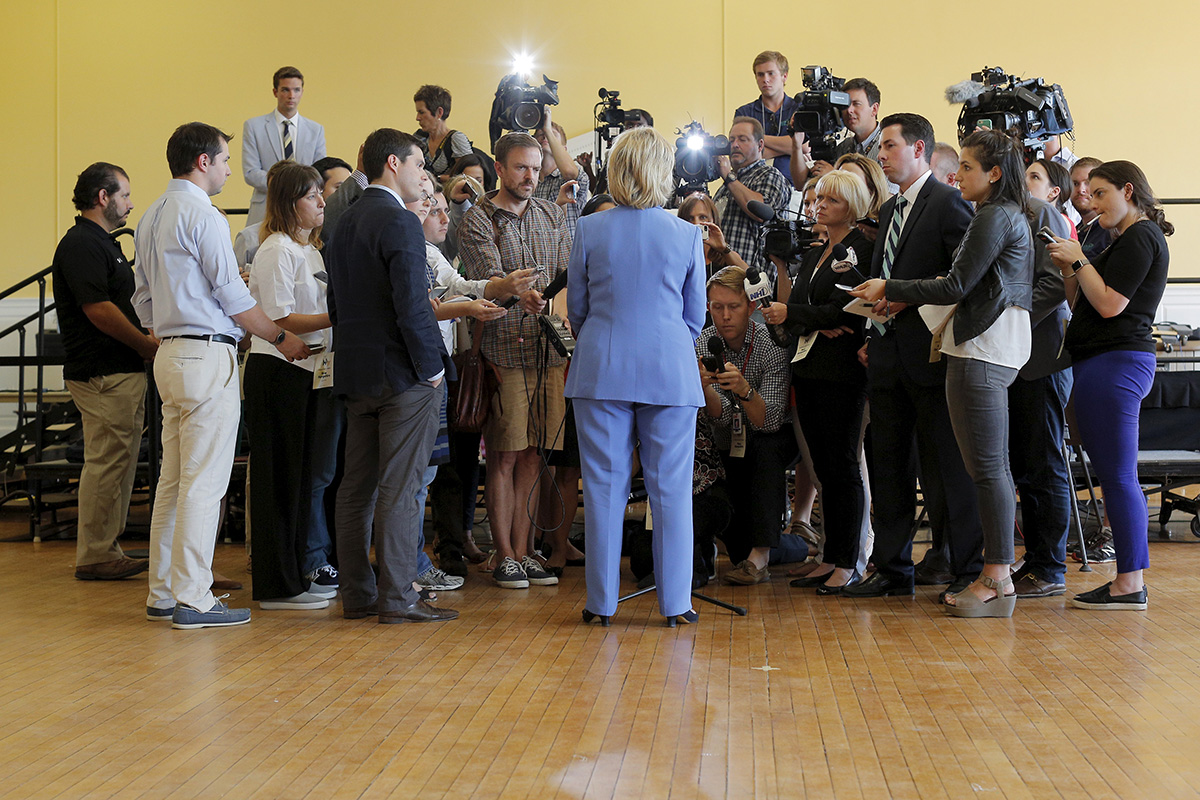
top-left (706, 265), bottom-right (747, 297)
top-left (834, 153), bottom-right (889, 217)
top-left (816, 170), bottom-right (872, 225)
top-left (607, 127), bottom-right (675, 209)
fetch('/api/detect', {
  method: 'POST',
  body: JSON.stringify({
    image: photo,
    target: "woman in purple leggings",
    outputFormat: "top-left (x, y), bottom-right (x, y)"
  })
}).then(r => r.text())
top-left (1048, 160), bottom-right (1172, 611)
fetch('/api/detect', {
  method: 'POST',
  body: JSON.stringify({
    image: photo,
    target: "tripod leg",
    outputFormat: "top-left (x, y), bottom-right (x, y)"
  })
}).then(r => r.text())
top-left (692, 591), bottom-right (748, 616)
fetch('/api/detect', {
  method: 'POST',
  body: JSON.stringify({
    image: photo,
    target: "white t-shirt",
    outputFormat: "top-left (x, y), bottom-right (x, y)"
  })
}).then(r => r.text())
top-left (248, 231), bottom-right (329, 371)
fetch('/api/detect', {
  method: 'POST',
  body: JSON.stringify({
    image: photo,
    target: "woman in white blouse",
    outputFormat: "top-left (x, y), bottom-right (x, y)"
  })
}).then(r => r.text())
top-left (245, 161), bottom-right (341, 610)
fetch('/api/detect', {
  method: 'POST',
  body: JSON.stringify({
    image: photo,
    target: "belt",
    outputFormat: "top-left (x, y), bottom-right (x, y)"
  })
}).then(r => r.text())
top-left (166, 334), bottom-right (237, 347)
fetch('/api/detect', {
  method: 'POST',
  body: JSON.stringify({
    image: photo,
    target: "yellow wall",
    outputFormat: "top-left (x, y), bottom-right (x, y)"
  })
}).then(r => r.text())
top-left (4, 0), bottom-right (1199, 288)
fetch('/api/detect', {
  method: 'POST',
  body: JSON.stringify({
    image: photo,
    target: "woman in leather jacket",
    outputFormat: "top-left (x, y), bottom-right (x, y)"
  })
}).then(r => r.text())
top-left (852, 129), bottom-right (1034, 617)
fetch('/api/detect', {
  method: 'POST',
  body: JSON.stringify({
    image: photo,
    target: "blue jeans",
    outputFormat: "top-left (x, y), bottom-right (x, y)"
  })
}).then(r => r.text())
top-left (1008, 368), bottom-right (1073, 583)
top-left (414, 464), bottom-right (438, 574)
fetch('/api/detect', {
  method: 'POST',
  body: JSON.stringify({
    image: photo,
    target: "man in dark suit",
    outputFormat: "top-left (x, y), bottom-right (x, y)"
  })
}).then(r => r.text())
top-left (326, 128), bottom-right (458, 624)
top-left (845, 113), bottom-right (984, 599)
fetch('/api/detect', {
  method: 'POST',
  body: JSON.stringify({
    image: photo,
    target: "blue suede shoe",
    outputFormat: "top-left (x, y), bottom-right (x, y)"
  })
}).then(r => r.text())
top-left (146, 605), bottom-right (175, 622)
top-left (171, 594), bottom-right (251, 630)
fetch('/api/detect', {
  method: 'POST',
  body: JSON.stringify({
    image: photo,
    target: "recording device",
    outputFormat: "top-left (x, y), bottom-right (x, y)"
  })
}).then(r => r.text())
top-left (787, 66), bottom-right (851, 164)
top-left (488, 72), bottom-right (561, 151)
top-left (745, 265), bottom-right (792, 348)
top-left (696, 223), bottom-right (709, 240)
top-left (701, 335), bottom-right (725, 373)
top-left (500, 295), bottom-right (521, 309)
top-left (828, 242), bottom-right (867, 283)
top-left (595, 88), bottom-right (639, 147)
top-left (946, 66), bottom-right (1073, 164)
top-left (749, 199), bottom-right (821, 262)
top-left (672, 121), bottom-right (731, 196)
top-left (430, 285), bottom-right (450, 300)
top-left (541, 268), bottom-right (568, 302)
top-left (538, 315), bottom-right (576, 357)
top-left (1036, 226), bottom-right (1057, 245)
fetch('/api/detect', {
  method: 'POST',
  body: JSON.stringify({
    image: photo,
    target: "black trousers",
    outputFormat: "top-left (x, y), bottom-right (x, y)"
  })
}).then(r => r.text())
top-left (795, 377), bottom-right (867, 571)
top-left (244, 354), bottom-right (341, 600)
top-left (429, 430), bottom-right (482, 560)
top-left (868, 356), bottom-right (984, 582)
top-left (719, 428), bottom-right (799, 565)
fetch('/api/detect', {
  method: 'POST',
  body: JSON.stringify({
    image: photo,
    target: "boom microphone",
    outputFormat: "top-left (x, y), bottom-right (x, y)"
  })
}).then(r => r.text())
top-left (945, 79), bottom-right (986, 106)
top-left (747, 200), bottom-right (776, 222)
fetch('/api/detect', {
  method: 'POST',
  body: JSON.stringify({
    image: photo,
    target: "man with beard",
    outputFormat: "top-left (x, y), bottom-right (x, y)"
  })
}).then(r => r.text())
top-left (53, 162), bottom-right (160, 581)
top-left (713, 117), bottom-right (790, 277)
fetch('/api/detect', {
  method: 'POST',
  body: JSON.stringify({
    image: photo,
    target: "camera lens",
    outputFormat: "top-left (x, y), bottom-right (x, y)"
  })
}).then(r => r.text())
top-left (512, 103), bottom-right (543, 131)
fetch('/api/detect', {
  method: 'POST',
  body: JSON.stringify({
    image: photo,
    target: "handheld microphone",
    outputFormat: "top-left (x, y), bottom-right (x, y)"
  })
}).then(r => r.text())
top-left (745, 266), bottom-right (792, 348)
top-left (701, 335), bottom-right (725, 372)
top-left (828, 243), bottom-right (867, 284)
top-left (542, 268), bottom-right (568, 302)
top-left (747, 200), bottom-right (776, 222)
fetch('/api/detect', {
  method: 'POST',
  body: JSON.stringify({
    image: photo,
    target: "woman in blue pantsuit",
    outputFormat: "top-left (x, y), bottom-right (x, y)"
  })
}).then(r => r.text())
top-left (564, 127), bottom-right (708, 626)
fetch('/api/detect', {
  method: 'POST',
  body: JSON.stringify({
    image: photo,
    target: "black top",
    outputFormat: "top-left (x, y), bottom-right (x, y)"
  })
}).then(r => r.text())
top-left (786, 228), bottom-right (875, 383)
top-left (51, 217), bottom-right (145, 381)
top-left (1065, 219), bottom-right (1169, 363)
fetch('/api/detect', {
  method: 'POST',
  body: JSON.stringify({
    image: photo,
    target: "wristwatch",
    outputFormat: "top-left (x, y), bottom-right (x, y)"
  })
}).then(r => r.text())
top-left (723, 171), bottom-right (738, 185)
top-left (735, 385), bottom-right (755, 402)
top-left (271, 329), bottom-right (287, 346)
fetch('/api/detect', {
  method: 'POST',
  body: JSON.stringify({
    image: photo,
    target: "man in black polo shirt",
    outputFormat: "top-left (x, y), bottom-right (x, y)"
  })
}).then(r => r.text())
top-left (53, 162), bottom-right (159, 580)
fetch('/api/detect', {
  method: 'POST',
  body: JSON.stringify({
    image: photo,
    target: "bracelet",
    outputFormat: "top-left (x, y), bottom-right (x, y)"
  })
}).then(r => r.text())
top-left (735, 386), bottom-right (755, 402)
top-left (1060, 266), bottom-right (1076, 279)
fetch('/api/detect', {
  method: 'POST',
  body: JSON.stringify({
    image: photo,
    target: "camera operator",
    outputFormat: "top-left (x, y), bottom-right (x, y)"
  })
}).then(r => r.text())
top-left (791, 78), bottom-right (895, 193)
top-left (714, 117), bottom-right (791, 277)
top-left (533, 108), bottom-right (588, 233)
top-left (734, 51), bottom-right (800, 186)
top-left (698, 266), bottom-right (795, 586)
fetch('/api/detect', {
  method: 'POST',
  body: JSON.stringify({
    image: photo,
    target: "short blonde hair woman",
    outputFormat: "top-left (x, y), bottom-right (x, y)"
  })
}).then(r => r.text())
top-left (562, 126), bottom-right (709, 627)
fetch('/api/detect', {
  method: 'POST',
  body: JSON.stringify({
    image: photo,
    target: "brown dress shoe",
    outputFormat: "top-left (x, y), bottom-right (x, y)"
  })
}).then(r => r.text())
top-left (75, 557), bottom-right (149, 581)
top-left (378, 600), bottom-right (459, 623)
top-left (343, 603), bottom-right (378, 619)
top-left (1012, 573), bottom-right (1066, 598)
top-left (211, 571), bottom-right (244, 591)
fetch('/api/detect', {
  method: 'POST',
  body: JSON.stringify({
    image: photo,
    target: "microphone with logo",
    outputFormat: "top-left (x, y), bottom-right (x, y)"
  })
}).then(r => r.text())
top-left (743, 265), bottom-right (792, 348)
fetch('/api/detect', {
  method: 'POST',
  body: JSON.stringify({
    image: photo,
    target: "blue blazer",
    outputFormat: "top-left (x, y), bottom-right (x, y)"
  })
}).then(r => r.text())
top-left (563, 206), bottom-right (706, 407)
top-left (241, 112), bottom-right (326, 225)
top-left (326, 188), bottom-right (453, 397)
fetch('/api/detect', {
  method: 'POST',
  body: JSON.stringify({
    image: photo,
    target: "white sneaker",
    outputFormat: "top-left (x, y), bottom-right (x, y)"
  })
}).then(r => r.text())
top-left (416, 566), bottom-right (465, 591)
top-left (259, 592), bottom-right (330, 610)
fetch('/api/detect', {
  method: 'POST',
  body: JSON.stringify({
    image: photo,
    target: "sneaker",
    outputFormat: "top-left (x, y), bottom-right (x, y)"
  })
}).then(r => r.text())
top-left (171, 594), bottom-right (252, 629)
top-left (305, 564), bottom-right (339, 595)
top-left (259, 592), bottom-right (330, 610)
top-left (725, 560), bottom-right (771, 585)
top-left (1070, 581), bottom-right (1148, 611)
top-left (146, 605), bottom-right (175, 622)
top-left (493, 556), bottom-right (529, 589)
top-left (522, 555), bottom-right (559, 586)
top-left (1069, 527), bottom-right (1116, 564)
top-left (416, 566), bottom-right (465, 591)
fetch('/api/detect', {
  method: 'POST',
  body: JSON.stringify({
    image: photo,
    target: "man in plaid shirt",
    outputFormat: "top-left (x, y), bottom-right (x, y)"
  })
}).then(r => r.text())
top-left (712, 117), bottom-right (791, 279)
top-left (459, 132), bottom-right (572, 591)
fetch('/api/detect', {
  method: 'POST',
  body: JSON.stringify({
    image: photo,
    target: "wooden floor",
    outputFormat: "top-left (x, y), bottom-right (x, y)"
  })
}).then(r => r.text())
top-left (3, 512), bottom-right (1200, 799)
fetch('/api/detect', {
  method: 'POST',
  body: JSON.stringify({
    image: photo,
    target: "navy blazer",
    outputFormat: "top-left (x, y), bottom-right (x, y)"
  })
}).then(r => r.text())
top-left (868, 175), bottom-right (973, 387)
top-left (563, 206), bottom-right (706, 406)
top-left (326, 188), bottom-right (453, 397)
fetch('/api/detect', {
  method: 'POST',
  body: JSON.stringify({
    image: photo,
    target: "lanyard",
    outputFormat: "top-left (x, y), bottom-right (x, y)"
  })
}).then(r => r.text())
top-left (726, 322), bottom-right (756, 373)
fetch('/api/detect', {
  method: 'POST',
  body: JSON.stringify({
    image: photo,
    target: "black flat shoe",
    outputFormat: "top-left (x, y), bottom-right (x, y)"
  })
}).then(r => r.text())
top-left (666, 610), bottom-right (699, 627)
top-left (815, 571), bottom-right (861, 596)
top-left (566, 556), bottom-right (586, 567)
top-left (582, 609), bottom-right (611, 627)
top-left (789, 569), bottom-right (835, 588)
top-left (842, 571), bottom-right (915, 597)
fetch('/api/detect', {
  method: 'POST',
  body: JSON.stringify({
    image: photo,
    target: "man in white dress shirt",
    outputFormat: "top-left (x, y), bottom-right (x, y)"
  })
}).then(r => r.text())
top-left (242, 66), bottom-right (327, 225)
top-left (135, 122), bottom-right (309, 629)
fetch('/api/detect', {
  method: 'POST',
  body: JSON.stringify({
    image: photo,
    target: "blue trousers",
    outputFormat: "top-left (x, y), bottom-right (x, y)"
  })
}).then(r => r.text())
top-left (574, 400), bottom-right (696, 617)
top-left (1071, 350), bottom-right (1155, 573)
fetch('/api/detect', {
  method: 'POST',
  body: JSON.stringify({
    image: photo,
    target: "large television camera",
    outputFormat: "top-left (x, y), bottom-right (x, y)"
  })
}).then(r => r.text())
top-left (488, 72), bottom-right (560, 152)
top-left (757, 204), bottom-right (822, 262)
top-left (787, 66), bottom-right (851, 164)
top-left (595, 88), bottom-right (640, 147)
top-left (672, 121), bottom-right (731, 196)
top-left (947, 67), bottom-right (1073, 163)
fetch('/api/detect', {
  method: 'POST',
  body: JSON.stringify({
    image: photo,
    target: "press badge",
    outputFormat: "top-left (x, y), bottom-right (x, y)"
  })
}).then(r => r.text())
top-left (730, 411), bottom-right (747, 458)
top-left (312, 352), bottom-right (335, 390)
top-left (792, 331), bottom-right (819, 362)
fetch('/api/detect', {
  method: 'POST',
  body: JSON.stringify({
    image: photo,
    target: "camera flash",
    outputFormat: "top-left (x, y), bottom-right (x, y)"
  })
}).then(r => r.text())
top-left (512, 53), bottom-right (534, 77)
top-left (687, 134), bottom-right (705, 151)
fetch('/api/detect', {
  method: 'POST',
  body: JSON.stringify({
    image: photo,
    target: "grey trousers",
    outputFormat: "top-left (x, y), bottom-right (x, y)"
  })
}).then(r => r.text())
top-left (944, 355), bottom-right (1019, 566)
top-left (336, 383), bottom-right (440, 612)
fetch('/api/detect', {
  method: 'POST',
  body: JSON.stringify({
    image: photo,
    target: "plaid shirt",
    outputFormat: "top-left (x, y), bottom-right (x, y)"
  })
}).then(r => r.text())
top-left (712, 159), bottom-right (790, 273)
top-left (696, 320), bottom-right (790, 450)
top-left (459, 192), bottom-right (572, 368)
top-left (533, 166), bottom-right (589, 236)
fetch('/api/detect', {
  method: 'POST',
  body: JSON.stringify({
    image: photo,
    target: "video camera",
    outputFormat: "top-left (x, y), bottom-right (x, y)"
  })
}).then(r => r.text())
top-left (947, 67), bottom-right (1074, 163)
top-left (747, 200), bottom-right (822, 263)
top-left (488, 72), bottom-right (560, 152)
top-left (595, 88), bottom-right (640, 146)
top-left (787, 66), bottom-right (851, 164)
top-left (672, 121), bottom-right (731, 196)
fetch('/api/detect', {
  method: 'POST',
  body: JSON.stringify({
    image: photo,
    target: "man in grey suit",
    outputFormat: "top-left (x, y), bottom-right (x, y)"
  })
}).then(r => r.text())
top-left (241, 66), bottom-right (326, 225)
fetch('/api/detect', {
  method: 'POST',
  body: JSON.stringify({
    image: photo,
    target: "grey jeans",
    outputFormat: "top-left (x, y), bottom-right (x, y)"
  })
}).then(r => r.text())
top-left (944, 355), bottom-right (1019, 566)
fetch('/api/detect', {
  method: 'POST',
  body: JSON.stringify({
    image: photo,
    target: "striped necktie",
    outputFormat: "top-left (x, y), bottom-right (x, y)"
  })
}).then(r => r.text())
top-left (282, 120), bottom-right (294, 160)
top-left (872, 194), bottom-right (908, 333)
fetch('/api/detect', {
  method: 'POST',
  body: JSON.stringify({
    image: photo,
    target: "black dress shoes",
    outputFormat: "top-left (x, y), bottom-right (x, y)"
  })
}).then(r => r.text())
top-left (842, 571), bottom-right (915, 597)
top-left (379, 600), bottom-right (459, 623)
top-left (815, 571), bottom-right (861, 596)
top-left (914, 563), bottom-right (956, 585)
top-left (789, 570), bottom-right (834, 588)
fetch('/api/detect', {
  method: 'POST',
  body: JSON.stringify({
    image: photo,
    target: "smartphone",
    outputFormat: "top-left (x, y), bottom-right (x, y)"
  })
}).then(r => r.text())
top-left (307, 343), bottom-right (326, 355)
top-left (701, 355), bottom-right (723, 372)
top-left (464, 181), bottom-right (479, 201)
top-left (696, 223), bottom-right (709, 240)
top-left (1036, 226), bottom-right (1056, 245)
top-left (500, 295), bottom-right (521, 309)
top-left (430, 285), bottom-right (449, 300)
top-left (835, 284), bottom-right (857, 292)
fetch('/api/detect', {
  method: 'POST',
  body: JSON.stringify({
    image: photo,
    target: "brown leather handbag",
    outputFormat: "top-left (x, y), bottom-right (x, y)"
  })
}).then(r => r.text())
top-left (448, 319), bottom-right (502, 432)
